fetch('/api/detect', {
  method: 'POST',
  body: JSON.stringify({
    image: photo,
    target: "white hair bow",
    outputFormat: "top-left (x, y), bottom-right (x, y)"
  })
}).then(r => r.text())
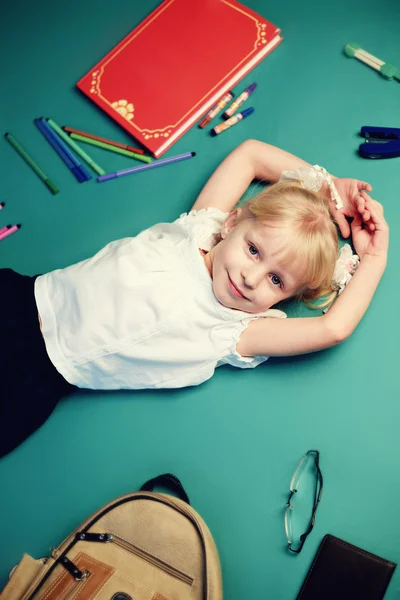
top-left (279, 167), bottom-right (359, 297)
top-left (280, 165), bottom-right (343, 209)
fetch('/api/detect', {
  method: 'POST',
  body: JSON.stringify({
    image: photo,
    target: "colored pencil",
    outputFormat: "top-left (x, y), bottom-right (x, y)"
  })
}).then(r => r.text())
top-left (69, 133), bottom-right (152, 163)
top-left (63, 126), bottom-right (144, 154)
top-left (35, 119), bottom-right (86, 183)
top-left (38, 119), bottom-right (92, 181)
top-left (0, 225), bottom-right (11, 235)
top-left (0, 224), bottom-right (21, 241)
top-left (46, 119), bottom-right (105, 176)
top-left (5, 133), bottom-right (59, 195)
top-left (98, 152), bottom-right (196, 182)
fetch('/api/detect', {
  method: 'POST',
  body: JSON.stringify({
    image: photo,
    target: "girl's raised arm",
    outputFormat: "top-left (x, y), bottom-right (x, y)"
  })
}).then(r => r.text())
top-left (191, 141), bottom-right (373, 240)
top-left (237, 253), bottom-right (387, 357)
top-left (191, 140), bottom-right (311, 213)
top-left (237, 196), bottom-right (388, 358)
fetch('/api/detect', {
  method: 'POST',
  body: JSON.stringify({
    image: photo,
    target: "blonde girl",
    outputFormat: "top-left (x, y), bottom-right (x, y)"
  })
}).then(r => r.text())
top-left (0, 140), bottom-right (388, 457)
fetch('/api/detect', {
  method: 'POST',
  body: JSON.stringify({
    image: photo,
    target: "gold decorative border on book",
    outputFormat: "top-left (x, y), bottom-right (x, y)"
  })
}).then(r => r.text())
top-left (91, 0), bottom-right (271, 138)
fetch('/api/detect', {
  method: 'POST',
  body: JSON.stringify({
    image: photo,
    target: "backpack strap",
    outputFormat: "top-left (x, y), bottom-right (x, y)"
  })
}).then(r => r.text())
top-left (140, 473), bottom-right (190, 505)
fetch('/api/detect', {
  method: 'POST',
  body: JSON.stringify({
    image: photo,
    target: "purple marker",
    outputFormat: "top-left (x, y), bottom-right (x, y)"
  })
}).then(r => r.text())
top-left (223, 82), bottom-right (257, 119)
top-left (98, 152), bottom-right (196, 182)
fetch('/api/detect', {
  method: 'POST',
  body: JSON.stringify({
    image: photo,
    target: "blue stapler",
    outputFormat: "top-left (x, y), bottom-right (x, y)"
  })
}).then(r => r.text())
top-left (359, 126), bottom-right (400, 159)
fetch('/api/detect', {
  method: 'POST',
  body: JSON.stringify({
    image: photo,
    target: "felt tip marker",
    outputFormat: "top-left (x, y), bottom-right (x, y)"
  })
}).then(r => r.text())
top-left (211, 107), bottom-right (255, 136)
top-left (0, 202), bottom-right (5, 210)
top-left (34, 119), bottom-right (86, 183)
top-left (63, 126), bottom-right (145, 155)
top-left (199, 91), bottom-right (234, 128)
top-left (98, 152), bottom-right (195, 182)
top-left (5, 133), bottom-right (59, 194)
top-left (0, 224), bottom-right (21, 241)
top-left (223, 83), bottom-right (257, 119)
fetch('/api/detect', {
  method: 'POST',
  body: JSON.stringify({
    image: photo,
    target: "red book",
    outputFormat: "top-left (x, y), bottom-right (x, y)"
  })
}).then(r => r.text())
top-left (77, 0), bottom-right (282, 157)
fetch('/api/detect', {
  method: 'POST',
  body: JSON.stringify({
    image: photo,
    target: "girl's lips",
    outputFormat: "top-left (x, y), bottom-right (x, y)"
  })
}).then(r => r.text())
top-left (228, 274), bottom-right (247, 299)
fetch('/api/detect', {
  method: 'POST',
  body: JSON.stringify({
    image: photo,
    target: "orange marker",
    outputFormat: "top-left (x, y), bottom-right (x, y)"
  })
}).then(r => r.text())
top-left (211, 108), bottom-right (255, 136)
top-left (223, 83), bottom-right (257, 119)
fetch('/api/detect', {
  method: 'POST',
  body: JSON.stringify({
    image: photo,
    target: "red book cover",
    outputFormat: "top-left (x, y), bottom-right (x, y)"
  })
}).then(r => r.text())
top-left (77, 0), bottom-right (282, 157)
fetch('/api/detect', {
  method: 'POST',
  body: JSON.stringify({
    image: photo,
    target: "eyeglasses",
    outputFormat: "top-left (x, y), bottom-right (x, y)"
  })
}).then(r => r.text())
top-left (284, 449), bottom-right (323, 554)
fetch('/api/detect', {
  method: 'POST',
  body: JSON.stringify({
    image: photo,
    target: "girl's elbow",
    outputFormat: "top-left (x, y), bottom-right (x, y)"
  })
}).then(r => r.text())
top-left (237, 139), bottom-right (258, 154)
top-left (325, 318), bottom-right (351, 346)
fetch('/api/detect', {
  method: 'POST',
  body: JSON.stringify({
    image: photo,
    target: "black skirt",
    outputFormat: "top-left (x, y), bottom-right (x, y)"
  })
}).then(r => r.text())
top-left (0, 268), bottom-right (76, 458)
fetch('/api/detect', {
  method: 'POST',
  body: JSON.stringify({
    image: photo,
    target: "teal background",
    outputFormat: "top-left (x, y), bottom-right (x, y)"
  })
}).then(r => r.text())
top-left (1, 0), bottom-right (399, 597)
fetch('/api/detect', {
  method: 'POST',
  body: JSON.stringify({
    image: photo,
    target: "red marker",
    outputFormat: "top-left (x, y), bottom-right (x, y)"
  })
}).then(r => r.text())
top-left (63, 126), bottom-right (145, 155)
top-left (199, 91), bottom-right (234, 128)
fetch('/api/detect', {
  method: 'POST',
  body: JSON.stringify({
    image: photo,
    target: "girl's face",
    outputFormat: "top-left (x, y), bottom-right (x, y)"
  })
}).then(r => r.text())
top-left (204, 210), bottom-right (303, 314)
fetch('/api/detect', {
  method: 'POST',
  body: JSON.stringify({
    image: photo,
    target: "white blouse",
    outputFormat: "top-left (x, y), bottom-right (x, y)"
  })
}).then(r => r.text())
top-left (34, 208), bottom-right (285, 390)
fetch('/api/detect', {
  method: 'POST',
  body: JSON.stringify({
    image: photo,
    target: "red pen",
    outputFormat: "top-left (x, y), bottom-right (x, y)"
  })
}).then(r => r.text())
top-left (63, 127), bottom-right (145, 155)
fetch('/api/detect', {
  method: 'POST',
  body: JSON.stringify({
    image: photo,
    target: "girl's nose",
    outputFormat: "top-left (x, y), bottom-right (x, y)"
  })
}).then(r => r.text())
top-left (242, 266), bottom-right (265, 289)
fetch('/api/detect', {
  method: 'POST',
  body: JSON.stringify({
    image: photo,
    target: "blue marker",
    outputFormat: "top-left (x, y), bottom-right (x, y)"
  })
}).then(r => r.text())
top-left (35, 119), bottom-right (86, 182)
top-left (38, 119), bottom-right (92, 181)
top-left (211, 107), bottom-right (255, 136)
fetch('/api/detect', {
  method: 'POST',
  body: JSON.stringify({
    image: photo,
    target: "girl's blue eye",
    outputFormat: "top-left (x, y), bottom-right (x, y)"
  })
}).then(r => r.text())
top-left (271, 274), bottom-right (282, 287)
top-left (248, 244), bottom-right (258, 256)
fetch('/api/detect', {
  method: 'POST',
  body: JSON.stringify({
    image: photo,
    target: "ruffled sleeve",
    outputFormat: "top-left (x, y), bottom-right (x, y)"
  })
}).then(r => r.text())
top-left (217, 309), bottom-right (287, 369)
top-left (176, 207), bottom-right (229, 251)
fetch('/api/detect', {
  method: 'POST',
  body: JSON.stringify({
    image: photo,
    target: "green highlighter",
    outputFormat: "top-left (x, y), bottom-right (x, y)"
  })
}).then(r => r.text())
top-left (344, 42), bottom-right (400, 81)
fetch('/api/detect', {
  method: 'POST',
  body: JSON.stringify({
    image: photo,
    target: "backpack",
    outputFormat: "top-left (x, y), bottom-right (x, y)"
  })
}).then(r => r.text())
top-left (1, 474), bottom-right (223, 600)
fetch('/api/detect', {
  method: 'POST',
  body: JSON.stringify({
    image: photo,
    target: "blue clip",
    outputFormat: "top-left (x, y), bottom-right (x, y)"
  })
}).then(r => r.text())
top-left (359, 126), bottom-right (400, 159)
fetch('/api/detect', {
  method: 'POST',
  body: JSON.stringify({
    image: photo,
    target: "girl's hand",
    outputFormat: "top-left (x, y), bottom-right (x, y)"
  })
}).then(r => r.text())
top-left (331, 178), bottom-right (373, 238)
top-left (350, 192), bottom-right (389, 259)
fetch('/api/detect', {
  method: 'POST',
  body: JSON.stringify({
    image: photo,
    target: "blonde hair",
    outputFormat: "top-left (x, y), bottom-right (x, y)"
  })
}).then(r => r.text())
top-left (242, 182), bottom-right (338, 309)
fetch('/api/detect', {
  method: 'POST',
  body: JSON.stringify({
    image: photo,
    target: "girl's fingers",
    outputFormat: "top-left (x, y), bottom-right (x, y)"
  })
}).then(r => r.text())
top-left (357, 181), bottom-right (372, 192)
top-left (351, 212), bottom-right (363, 233)
top-left (336, 211), bottom-right (350, 238)
top-left (364, 200), bottom-right (384, 232)
top-left (357, 195), bottom-right (365, 213)
top-left (360, 191), bottom-right (384, 214)
top-left (362, 209), bottom-right (371, 222)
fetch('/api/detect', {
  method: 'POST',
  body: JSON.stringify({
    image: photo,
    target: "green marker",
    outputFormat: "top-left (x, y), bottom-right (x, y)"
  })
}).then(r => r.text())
top-left (5, 133), bottom-right (59, 195)
top-left (47, 118), bottom-right (106, 176)
top-left (69, 133), bottom-right (152, 164)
